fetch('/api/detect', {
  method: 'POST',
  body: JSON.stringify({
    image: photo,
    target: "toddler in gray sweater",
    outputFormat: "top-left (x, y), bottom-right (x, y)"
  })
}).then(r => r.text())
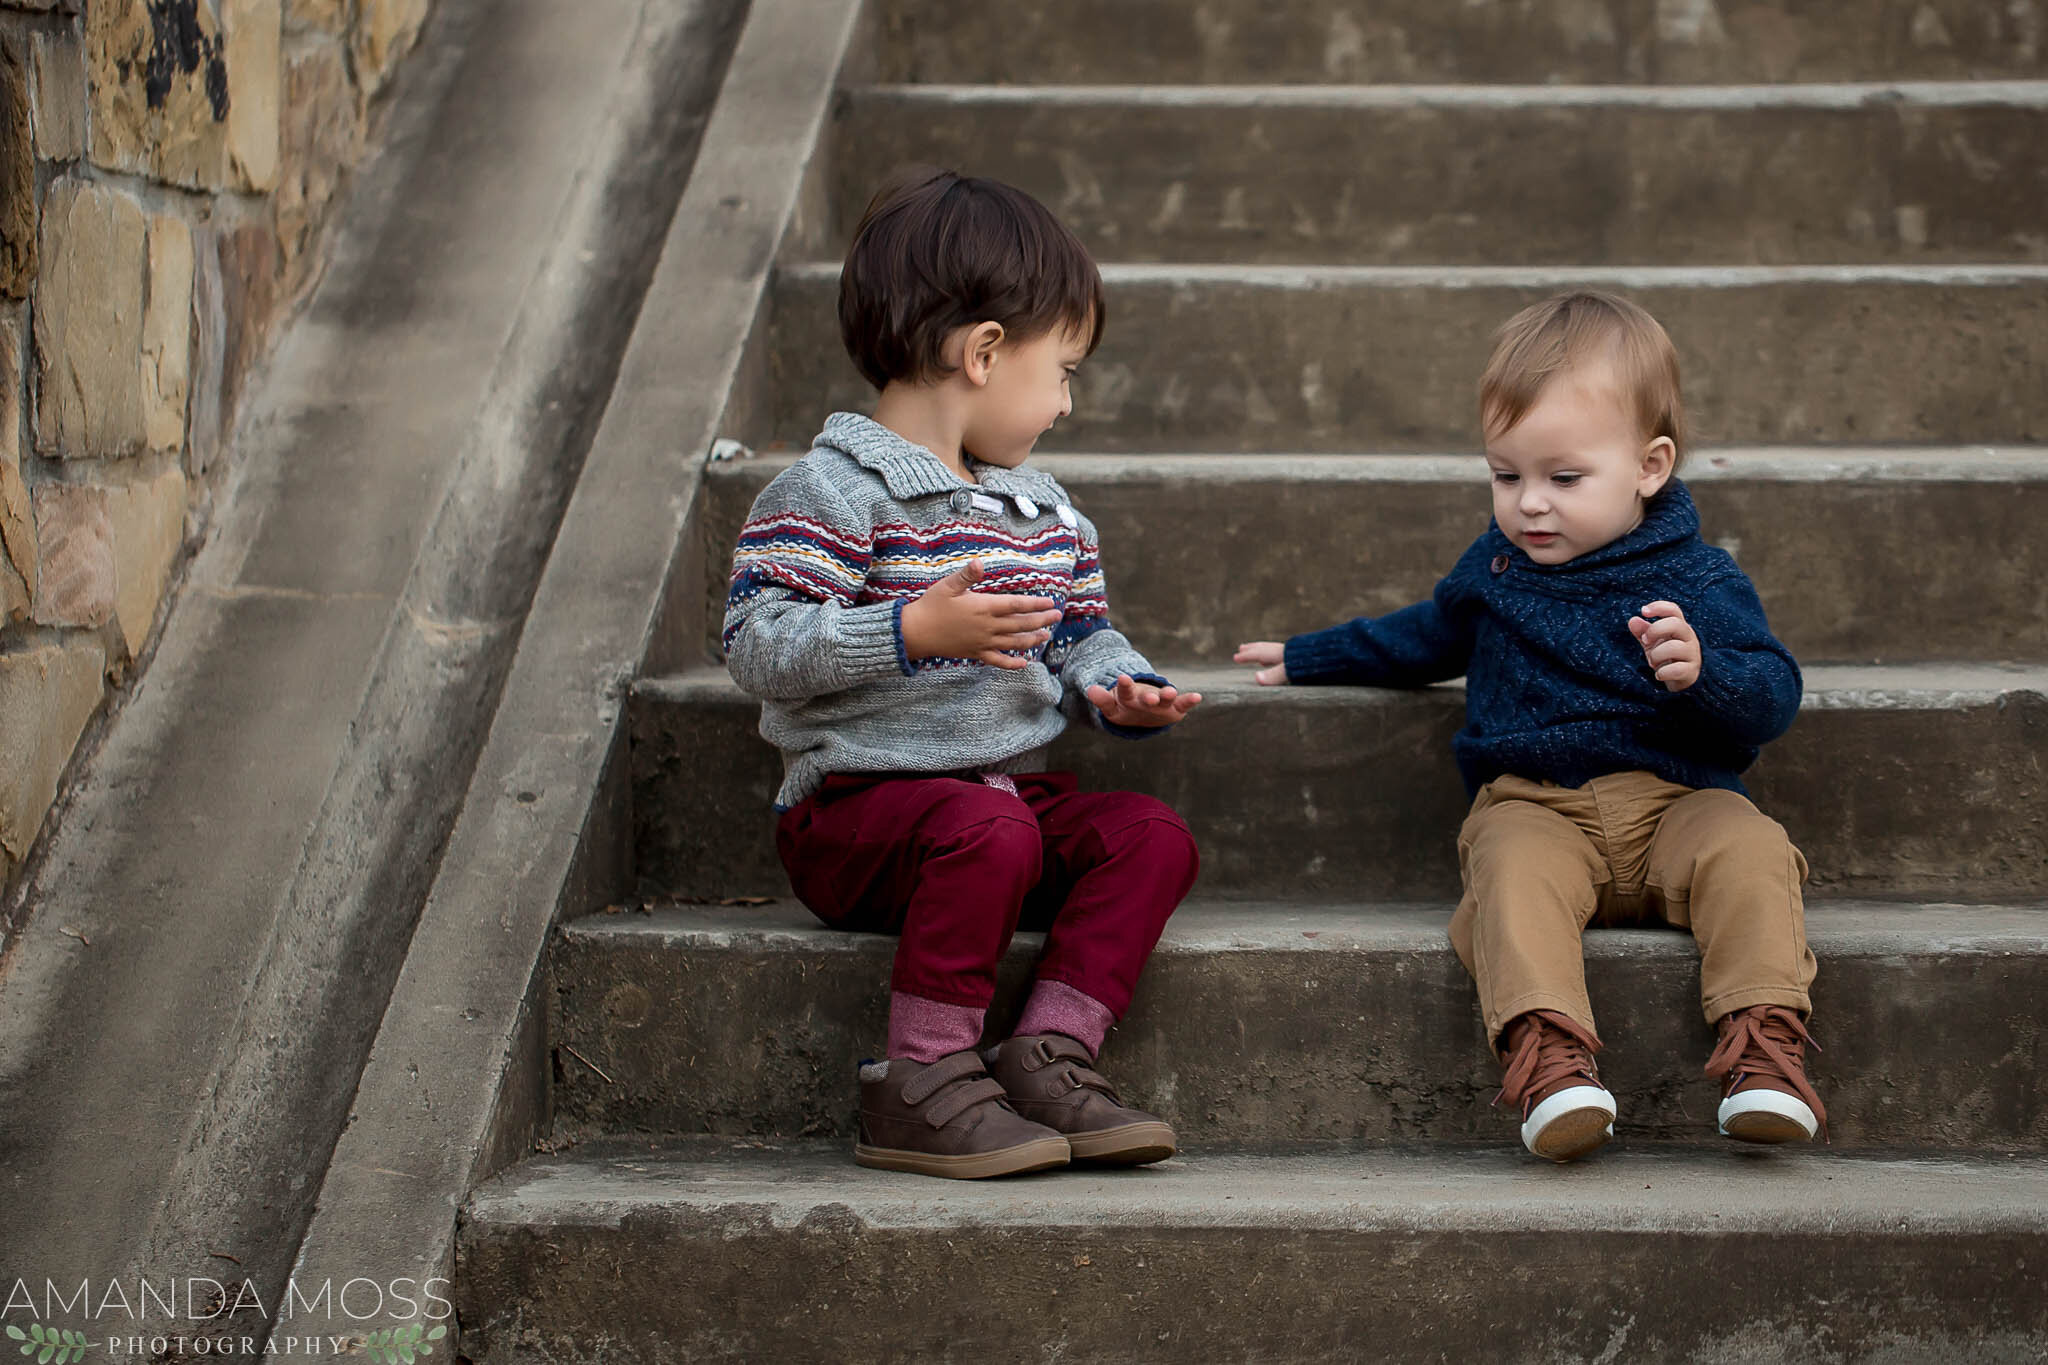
top-left (723, 168), bottom-right (1201, 1180)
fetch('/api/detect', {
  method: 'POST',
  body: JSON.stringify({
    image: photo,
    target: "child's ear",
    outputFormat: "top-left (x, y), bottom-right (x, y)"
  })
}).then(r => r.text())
top-left (959, 321), bottom-right (1006, 387)
top-left (1638, 435), bottom-right (1676, 497)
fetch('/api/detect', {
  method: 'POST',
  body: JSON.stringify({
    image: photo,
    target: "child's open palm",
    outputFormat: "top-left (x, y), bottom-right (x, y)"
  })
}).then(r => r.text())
top-left (1630, 601), bottom-right (1701, 691)
top-left (1085, 674), bottom-right (1202, 727)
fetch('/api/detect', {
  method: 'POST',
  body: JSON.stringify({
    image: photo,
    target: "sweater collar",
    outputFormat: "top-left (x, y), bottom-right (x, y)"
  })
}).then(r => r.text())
top-left (817, 412), bottom-right (1065, 504)
top-left (1491, 478), bottom-right (1701, 574)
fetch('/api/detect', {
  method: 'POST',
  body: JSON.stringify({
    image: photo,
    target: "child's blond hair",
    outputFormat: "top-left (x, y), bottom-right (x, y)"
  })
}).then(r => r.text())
top-left (1480, 291), bottom-right (1687, 468)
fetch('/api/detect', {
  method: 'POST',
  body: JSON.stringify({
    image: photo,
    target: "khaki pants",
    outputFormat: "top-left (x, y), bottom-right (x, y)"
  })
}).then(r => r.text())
top-left (1448, 771), bottom-right (1815, 1049)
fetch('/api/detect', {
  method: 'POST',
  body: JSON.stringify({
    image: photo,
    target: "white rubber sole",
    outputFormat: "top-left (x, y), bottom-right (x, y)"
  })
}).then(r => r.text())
top-left (1719, 1088), bottom-right (1819, 1144)
top-left (1521, 1085), bottom-right (1617, 1163)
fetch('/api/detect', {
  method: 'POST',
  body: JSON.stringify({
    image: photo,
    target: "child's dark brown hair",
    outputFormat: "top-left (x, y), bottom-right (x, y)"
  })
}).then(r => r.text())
top-left (838, 166), bottom-right (1105, 391)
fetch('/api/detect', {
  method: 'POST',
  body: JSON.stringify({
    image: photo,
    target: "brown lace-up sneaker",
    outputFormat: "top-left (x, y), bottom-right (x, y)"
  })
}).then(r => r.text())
top-left (855, 1051), bottom-right (1070, 1179)
top-left (987, 1034), bottom-right (1177, 1165)
top-left (1495, 1010), bottom-right (1617, 1163)
top-left (1705, 1005), bottom-right (1827, 1144)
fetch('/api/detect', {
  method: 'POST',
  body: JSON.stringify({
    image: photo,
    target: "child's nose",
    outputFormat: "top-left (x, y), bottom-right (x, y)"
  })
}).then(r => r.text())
top-left (1058, 390), bottom-right (1072, 419)
top-left (1519, 486), bottom-right (1550, 515)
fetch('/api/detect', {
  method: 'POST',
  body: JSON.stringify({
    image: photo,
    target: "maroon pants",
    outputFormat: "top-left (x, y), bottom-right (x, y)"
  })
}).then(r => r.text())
top-left (775, 772), bottom-right (1199, 1017)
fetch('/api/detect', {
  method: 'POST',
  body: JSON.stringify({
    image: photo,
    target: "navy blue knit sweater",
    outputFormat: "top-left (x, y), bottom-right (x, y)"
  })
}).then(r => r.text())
top-left (1282, 480), bottom-right (1802, 797)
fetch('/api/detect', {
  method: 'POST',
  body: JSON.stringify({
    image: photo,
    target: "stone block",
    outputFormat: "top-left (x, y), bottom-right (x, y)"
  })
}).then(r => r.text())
top-left (225, 0), bottom-right (281, 192)
top-left (30, 483), bottom-right (114, 628)
top-left (103, 467), bottom-right (187, 657)
top-left (33, 179), bottom-right (148, 457)
top-left (2, 35), bottom-right (33, 298)
top-left (30, 30), bottom-right (87, 162)
top-left (185, 229), bottom-right (226, 476)
top-left (351, 0), bottom-right (430, 99)
top-left (276, 41), bottom-right (361, 275)
top-left (87, 0), bottom-right (281, 193)
top-left (1, 318), bottom-right (30, 620)
top-left (143, 214), bottom-right (194, 453)
top-left (285, 0), bottom-right (349, 35)
top-left (214, 222), bottom-right (277, 422)
top-left (0, 639), bottom-right (106, 867)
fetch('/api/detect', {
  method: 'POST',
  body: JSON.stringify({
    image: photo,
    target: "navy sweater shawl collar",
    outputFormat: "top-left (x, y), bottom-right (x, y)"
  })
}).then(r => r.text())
top-left (1485, 479), bottom-right (1702, 582)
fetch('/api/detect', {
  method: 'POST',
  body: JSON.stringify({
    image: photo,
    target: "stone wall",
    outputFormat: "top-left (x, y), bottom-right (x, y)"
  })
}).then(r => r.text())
top-left (0, 0), bottom-right (432, 892)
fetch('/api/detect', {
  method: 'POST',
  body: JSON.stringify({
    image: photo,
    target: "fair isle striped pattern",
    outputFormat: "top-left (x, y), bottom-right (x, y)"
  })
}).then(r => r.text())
top-left (720, 414), bottom-right (1160, 808)
top-left (727, 510), bottom-right (872, 610)
top-left (727, 512), bottom-right (1110, 674)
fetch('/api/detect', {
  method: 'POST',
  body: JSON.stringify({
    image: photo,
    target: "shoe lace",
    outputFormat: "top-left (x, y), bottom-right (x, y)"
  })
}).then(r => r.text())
top-left (1703, 1005), bottom-right (1828, 1138)
top-left (1493, 1011), bottom-right (1602, 1118)
top-left (901, 1051), bottom-right (1013, 1128)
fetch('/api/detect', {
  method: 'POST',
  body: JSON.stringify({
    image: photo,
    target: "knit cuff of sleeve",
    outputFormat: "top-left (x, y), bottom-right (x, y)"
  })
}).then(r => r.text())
top-left (838, 599), bottom-right (914, 682)
top-left (1095, 671), bottom-right (1174, 740)
top-left (1282, 628), bottom-right (1353, 685)
top-left (1663, 645), bottom-right (1745, 718)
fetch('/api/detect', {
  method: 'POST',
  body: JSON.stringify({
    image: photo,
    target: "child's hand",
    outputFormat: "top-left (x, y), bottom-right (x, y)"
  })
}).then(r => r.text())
top-left (1085, 674), bottom-right (1203, 728)
top-left (901, 559), bottom-right (1063, 669)
top-left (1233, 641), bottom-right (1289, 686)
top-left (1629, 601), bottom-right (1701, 691)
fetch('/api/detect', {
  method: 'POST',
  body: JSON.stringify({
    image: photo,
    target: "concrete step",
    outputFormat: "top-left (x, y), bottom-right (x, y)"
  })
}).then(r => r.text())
top-left (630, 664), bottom-right (2048, 902)
top-left (764, 264), bottom-right (2048, 451)
top-left (869, 0), bottom-right (2048, 86)
top-left (549, 901), bottom-right (2048, 1151)
top-left (821, 84), bottom-right (2048, 266)
top-left (457, 1142), bottom-right (2048, 1363)
top-left (699, 448), bottom-right (2048, 666)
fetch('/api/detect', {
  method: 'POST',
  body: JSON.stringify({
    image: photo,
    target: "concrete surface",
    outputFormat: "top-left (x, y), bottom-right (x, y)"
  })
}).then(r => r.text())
top-left (699, 448), bottom-right (2048, 664)
top-left (0, 0), bottom-right (742, 1336)
top-left (766, 264), bottom-right (2048, 451)
top-left (549, 901), bottom-right (2048, 1149)
top-left (825, 84), bottom-right (2048, 265)
top-left (282, 0), bottom-right (866, 1338)
top-left (456, 1141), bottom-right (2048, 1363)
top-left (436, 0), bottom-right (2048, 1354)
top-left (630, 664), bottom-right (2048, 901)
top-left (871, 0), bottom-right (2048, 85)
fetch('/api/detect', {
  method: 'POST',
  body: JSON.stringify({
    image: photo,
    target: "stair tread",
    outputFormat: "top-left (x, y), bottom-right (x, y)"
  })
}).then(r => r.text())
top-left (469, 1140), bottom-right (2048, 1232)
top-left (642, 661), bottom-right (2048, 703)
top-left (718, 446), bottom-right (2048, 480)
top-left (853, 80), bottom-right (2048, 108)
top-left (568, 899), bottom-right (2048, 952)
top-left (789, 261), bottom-right (2048, 286)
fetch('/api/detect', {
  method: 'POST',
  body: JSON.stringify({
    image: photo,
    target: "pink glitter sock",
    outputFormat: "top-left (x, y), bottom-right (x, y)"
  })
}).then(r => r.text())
top-left (886, 991), bottom-right (986, 1063)
top-left (1014, 978), bottom-right (1116, 1057)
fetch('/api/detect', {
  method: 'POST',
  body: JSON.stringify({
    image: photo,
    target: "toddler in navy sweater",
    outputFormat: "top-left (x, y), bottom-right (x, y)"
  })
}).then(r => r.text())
top-left (1235, 291), bottom-right (1824, 1162)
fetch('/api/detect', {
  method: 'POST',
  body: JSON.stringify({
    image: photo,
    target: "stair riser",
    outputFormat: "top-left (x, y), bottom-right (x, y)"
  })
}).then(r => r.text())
top-left (701, 459), bottom-right (2048, 664)
top-left (828, 93), bottom-right (2048, 266)
top-left (551, 920), bottom-right (2048, 1149)
top-left (630, 684), bottom-right (2048, 900)
top-left (458, 1216), bottom-right (2047, 1364)
top-left (765, 271), bottom-right (2048, 450)
top-left (871, 0), bottom-right (2048, 85)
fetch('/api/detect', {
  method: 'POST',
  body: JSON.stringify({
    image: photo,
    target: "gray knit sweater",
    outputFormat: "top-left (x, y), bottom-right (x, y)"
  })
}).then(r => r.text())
top-left (722, 413), bottom-right (1164, 808)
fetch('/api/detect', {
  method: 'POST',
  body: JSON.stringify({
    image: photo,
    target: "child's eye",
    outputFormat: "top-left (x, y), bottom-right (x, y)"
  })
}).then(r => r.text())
top-left (1553, 473), bottom-right (1581, 487)
top-left (1491, 471), bottom-right (1518, 485)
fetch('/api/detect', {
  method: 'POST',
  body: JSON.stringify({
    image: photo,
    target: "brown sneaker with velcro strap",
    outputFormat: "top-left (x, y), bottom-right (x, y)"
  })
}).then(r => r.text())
top-left (854, 1050), bottom-right (1071, 1179)
top-left (987, 1033), bottom-right (1177, 1165)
